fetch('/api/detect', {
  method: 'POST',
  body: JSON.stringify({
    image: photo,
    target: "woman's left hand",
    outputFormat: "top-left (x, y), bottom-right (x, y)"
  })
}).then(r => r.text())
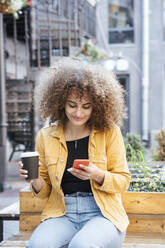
top-left (67, 163), bottom-right (105, 185)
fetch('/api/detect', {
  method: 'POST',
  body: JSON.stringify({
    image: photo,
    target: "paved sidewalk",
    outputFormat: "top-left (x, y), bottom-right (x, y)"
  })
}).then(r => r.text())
top-left (0, 156), bottom-right (29, 241)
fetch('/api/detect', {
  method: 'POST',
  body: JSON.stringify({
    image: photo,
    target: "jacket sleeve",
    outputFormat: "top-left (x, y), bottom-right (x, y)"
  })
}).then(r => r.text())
top-left (94, 127), bottom-right (131, 193)
top-left (31, 129), bottom-right (51, 199)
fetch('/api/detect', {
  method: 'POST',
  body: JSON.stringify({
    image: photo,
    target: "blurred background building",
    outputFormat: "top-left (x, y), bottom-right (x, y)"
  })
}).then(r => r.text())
top-left (96, 0), bottom-right (165, 148)
top-left (0, 0), bottom-right (96, 190)
top-left (3, 0), bottom-right (96, 158)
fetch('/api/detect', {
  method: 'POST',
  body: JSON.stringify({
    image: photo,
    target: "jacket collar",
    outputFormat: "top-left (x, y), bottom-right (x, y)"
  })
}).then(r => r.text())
top-left (49, 121), bottom-right (66, 149)
top-left (50, 121), bottom-right (63, 138)
top-left (50, 121), bottom-right (99, 148)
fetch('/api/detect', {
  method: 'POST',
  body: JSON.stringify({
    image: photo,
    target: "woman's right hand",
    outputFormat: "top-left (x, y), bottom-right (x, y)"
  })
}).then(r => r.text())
top-left (18, 161), bottom-right (43, 193)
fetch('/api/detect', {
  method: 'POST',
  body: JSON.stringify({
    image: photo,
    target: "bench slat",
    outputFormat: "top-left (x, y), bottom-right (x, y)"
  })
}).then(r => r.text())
top-left (19, 212), bottom-right (165, 233)
top-left (127, 214), bottom-right (165, 234)
top-left (0, 232), bottom-right (165, 247)
top-left (0, 202), bottom-right (19, 218)
top-left (20, 191), bottom-right (165, 215)
top-left (123, 245), bottom-right (165, 248)
top-left (124, 233), bottom-right (165, 244)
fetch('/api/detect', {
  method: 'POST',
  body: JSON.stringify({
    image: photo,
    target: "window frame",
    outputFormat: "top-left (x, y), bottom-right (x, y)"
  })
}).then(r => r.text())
top-left (108, 0), bottom-right (134, 44)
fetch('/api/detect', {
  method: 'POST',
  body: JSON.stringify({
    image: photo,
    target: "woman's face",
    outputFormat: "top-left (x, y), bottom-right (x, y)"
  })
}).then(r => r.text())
top-left (65, 93), bottom-right (92, 127)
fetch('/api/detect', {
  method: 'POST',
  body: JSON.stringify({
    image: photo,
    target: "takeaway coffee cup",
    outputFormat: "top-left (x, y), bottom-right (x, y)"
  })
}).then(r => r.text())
top-left (21, 151), bottom-right (39, 180)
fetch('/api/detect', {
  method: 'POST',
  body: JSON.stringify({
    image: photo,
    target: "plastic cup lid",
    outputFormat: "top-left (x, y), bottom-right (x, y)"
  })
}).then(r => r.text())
top-left (20, 151), bottom-right (39, 158)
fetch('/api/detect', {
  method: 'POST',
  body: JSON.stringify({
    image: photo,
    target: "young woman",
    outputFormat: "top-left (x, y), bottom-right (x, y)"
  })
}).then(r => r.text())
top-left (19, 58), bottom-right (131, 248)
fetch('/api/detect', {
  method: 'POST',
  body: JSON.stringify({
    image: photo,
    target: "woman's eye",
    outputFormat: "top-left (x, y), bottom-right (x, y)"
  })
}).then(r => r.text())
top-left (83, 105), bottom-right (91, 109)
top-left (69, 104), bottom-right (76, 108)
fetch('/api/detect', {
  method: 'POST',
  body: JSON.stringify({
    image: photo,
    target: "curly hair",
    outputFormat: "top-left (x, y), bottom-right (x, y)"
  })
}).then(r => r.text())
top-left (34, 58), bottom-right (126, 130)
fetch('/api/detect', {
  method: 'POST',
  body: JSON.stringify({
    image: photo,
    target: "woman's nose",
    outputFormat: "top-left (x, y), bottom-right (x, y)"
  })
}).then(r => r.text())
top-left (75, 107), bottom-right (82, 116)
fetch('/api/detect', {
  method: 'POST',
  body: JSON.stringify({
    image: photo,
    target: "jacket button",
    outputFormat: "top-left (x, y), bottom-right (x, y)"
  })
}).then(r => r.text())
top-left (55, 176), bottom-right (58, 180)
top-left (46, 159), bottom-right (48, 164)
top-left (60, 159), bottom-right (64, 162)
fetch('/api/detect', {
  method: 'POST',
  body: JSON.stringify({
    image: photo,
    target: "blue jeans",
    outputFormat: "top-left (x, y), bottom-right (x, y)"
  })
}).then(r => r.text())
top-left (27, 192), bottom-right (126, 248)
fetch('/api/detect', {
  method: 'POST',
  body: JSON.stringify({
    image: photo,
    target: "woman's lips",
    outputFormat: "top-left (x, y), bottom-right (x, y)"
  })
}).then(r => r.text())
top-left (73, 117), bottom-right (83, 121)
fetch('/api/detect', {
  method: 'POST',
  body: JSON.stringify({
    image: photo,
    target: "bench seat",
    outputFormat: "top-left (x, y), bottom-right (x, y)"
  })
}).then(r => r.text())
top-left (0, 232), bottom-right (165, 247)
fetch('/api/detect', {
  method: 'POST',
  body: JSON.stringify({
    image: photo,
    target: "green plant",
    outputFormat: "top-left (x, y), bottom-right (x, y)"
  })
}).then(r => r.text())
top-left (0, 0), bottom-right (30, 18)
top-left (151, 148), bottom-right (159, 161)
top-left (155, 129), bottom-right (165, 161)
top-left (128, 162), bottom-right (165, 192)
top-left (77, 39), bottom-right (106, 62)
top-left (124, 133), bottom-right (146, 162)
top-left (124, 133), bottom-right (165, 192)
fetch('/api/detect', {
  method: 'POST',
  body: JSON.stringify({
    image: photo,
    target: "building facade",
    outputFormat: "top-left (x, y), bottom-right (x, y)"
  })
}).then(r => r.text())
top-left (3, 0), bottom-right (96, 158)
top-left (97, 0), bottom-right (165, 147)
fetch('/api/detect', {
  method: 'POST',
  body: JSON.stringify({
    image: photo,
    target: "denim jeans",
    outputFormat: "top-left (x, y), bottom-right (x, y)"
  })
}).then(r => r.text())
top-left (27, 192), bottom-right (126, 248)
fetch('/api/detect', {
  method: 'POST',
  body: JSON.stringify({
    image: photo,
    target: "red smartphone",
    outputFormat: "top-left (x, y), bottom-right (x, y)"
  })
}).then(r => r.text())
top-left (73, 159), bottom-right (89, 170)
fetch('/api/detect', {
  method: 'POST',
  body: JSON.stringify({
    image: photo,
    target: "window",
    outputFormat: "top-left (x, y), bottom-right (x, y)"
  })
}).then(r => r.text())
top-left (108, 0), bottom-right (134, 44)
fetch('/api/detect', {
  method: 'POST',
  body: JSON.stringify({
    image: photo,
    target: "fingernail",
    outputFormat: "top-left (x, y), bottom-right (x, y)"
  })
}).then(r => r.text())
top-left (67, 168), bottom-right (72, 171)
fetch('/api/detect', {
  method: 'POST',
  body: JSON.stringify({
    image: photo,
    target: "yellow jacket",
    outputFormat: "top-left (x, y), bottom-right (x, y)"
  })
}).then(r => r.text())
top-left (33, 122), bottom-right (131, 232)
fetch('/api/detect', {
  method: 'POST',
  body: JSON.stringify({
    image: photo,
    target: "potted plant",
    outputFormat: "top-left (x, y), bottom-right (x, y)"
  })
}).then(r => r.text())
top-left (124, 132), bottom-right (164, 192)
top-left (124, 133), bottom-right (146, 162)
top-left (0, 0), bottom-right (31, 18)
top-left (122, 133), bottom-right (165, 234)
top-left (76, 38), bottom-right (106, 62)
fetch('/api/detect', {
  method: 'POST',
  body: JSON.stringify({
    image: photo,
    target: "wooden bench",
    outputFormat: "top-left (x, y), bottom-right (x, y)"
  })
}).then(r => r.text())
top-left (19, 189), bottom-right (165, 234)
top-left (0, 188), bottom-right (165, 247)
top-left (0, 202), bottom-right (19, 242)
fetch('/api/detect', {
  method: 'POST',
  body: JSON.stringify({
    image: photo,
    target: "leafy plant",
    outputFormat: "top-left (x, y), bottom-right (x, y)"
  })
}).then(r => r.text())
top-left (77, 39), bottom-right (106, 62)
top-left (154, 129), bottom-right (165, 161)
top-left (124, 133), bottom-right (146, 162)
top-left (151, 148), bottom-right (159, 161)
top-left (124, 133), bottom-right (165, 192)
top-left (128, 162), bottom-right (165, 192)
top-left (0, 0), bottom-right (30, 18)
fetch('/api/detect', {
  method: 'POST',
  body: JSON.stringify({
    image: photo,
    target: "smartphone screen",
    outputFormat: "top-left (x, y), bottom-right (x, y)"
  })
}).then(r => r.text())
top-left (73, 159), bottom-right (89, 170)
